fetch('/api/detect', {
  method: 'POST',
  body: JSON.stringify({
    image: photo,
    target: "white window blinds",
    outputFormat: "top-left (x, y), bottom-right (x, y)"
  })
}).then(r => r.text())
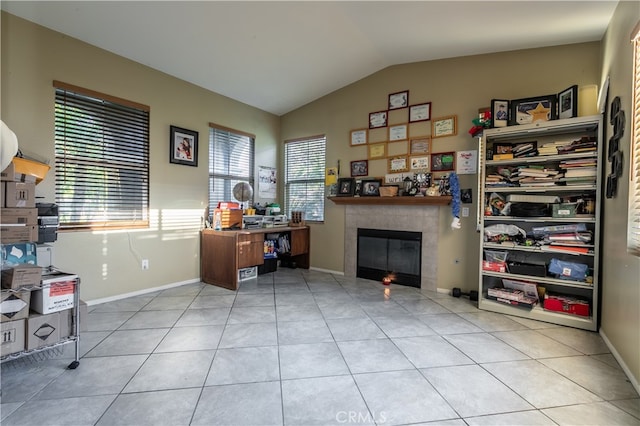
top-left (628, 27), bottom-right (640, 256)
top-left (208, 124), bottom-right (255, 214)
top-left (54, 81), bottom-right (150, 230)
top-left (284, 135), bottom-right (326, 222)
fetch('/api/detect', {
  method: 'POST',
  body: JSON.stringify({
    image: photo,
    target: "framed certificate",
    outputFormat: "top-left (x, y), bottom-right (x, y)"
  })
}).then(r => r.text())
top-left (409, 138), bottom-right (430, 154)
top-left (432, 115), bottom-right (457, 138)
top-left (369, 111), bottom-right (388, 129)
top-left (388, 90), bottom-right (409, 110)
top-left (388, 156), bottom-right (409, 173)
top-left (350, 128), bottom-right (368, 146)
top-left (388, 123), bottom-right (408, 142)
top-left (409, 103), bottom-right (431, 122)
top-left (368, 142), bottom-right (387, 159)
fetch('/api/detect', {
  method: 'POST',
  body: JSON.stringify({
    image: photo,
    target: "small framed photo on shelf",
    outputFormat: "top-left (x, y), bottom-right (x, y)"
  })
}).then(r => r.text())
top-left (337, 178), bottom-right (356, 197)
top-left (369, 111), bottom-right (388, 129)
top-left (432, 115), bottom-right (457, 138)
top-left (410, 155), bottom-right (430, 171)
top-left (388, 90), bottom-right (409, 110)
top-left (558, 85), bottom-right (578, 119)
top-left (410, 137), bottom-right (430, 154)
top-left (431, 152), bottom-right (455, 172)
top-left (368, 142), bottom-right (387, 160)
top-left (491, 99), bottom-right (509, 128)
top-left (409, 102), bottom-right (431, 122)
top-left (350, 128), bottom-right (368, 146)
top-left (350, 159), bottom-right (369, 177)
top-left (170, 125), bottom-right (198, 167)
top-left (510, 94), bottom-right (558, 125)
top-left (388, 123), bottom-right (408, 142)
top-left (361, 179), bottom-right (382, 196)
top-left (387, 156), bottom-right (409, 173)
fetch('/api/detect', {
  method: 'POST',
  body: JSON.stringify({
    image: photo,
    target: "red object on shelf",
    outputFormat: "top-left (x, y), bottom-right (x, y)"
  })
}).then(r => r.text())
top-left (544, 295), bottom-right (590, 317)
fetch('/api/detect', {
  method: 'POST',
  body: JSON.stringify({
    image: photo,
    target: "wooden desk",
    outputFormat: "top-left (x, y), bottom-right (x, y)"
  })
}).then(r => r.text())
top-left (201, 226), bottom-right (310, 290)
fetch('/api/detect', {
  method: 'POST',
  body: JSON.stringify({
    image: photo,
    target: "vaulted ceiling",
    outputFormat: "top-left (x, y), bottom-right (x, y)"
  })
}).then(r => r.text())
top-left (2, 1), bottom-right (619, 115)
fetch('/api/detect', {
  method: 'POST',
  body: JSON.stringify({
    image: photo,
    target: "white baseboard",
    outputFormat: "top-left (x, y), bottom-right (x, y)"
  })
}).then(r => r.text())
top-left (86, 278), bottom-right (201, 306)
top-left (599, 329), bottom-right (640, 395)
top-left (310, 266), bottom-right (344, 276)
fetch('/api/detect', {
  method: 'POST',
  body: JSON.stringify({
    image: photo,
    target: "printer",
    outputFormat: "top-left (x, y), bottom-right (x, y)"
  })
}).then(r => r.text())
top-left (36, 202), bottom-right (59, 244)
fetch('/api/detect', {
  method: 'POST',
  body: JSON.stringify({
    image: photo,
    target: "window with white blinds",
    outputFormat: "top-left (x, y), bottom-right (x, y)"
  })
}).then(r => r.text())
top-left (628, 26), bottom-right (640, 256)
top-left (284, 135), bottom-right (326, 222)
top-left (54, 81), bottom-right (150, 230)
top-left (208, 124), bottom-right (255, 215)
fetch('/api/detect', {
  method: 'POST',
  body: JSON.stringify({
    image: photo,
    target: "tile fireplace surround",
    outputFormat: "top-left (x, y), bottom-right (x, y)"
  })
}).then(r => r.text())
top-left (344, 204), bottom-right (439, 291)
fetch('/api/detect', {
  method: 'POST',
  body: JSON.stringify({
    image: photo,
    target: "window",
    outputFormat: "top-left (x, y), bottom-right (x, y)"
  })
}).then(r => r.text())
top-left (628, 25), bottom-right (640, 256)
top-left (209, 124), bottom-right (255, 214)
top-left (284, 135), bottom-right (326, 222)
top-left (54, 81), bottom-right (149, 230)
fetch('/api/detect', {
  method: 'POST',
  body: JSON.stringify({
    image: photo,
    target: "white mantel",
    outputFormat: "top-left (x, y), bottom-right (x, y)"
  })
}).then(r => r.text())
top-left (344, 204), bottom-right (439, 291)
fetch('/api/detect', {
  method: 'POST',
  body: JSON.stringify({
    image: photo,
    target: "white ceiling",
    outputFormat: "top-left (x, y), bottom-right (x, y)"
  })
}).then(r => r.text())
top-left (2, 1), bottom-right (619, 116)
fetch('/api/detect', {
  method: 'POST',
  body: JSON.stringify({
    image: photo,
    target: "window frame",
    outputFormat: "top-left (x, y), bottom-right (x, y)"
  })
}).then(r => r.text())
top-left (628, 24), bottom-right (640, 256)
top-left (208, 123), bottom-right (255, 215)
top-left (53, 81), bottom-right (150, 231)
top-left (284, 135), bottom-right (327, 223)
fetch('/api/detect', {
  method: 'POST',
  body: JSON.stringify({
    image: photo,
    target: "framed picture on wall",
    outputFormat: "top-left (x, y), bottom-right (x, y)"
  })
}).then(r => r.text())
top-left (388, 90), bottom-right (409, 110)
top-left (369, 111), bottom-right (388, 129)
top-left (431, 152), bottom-right (455, 172)
top-left (491, 99), bottom-right (509, 128)
top-left (558, 85), bottom-right (578, 119)
top-left (409, 102), bottom-right (432, 122)
top-left (431, 116), bottom-right (457, 138)
top-left (350, 128), bottom-right (368, 146)
top-left (169, 125), bottom-right (198, 167)
top-left (350, 160), bottom-right (369, 177)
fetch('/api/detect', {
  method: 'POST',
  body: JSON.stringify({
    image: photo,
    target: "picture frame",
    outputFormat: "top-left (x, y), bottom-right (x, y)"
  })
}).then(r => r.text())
top-left (432, 115), bottom-right (457, 138)
top-left (368, 142), bottom-right (387, 160)
top-left (431, 152), bottom-right (455, 172)
top-left (409, 137), bottom-right (430, 154)
top-left (510, 94), bottom-right (558, 125)
top-left (350, 128), bottom-right (368, 146)
top-left (388, 90), bottom-right (409, 110)
top-left (387, 156), bottom-right (409, 173)
top-left (354, 180), bottom-right (362, 196)
top-left (337, 177), bottom-right (356, 197)
top-left (409, 102), bottom-right (432, 122)
top-left (558, 85), bottom-right (578, 119)
top-left (490, 99), bottom-right (509, 128)
top-left (360, 179), bottom-right (382, 196)
top-left (388, 123), bottom-right (408, 142)
top-left (410, 155), bottom-right (430, 171)
top-left (369, 110), bottom-right (388, 129)
top-left (170, 125), bottom-right (198, 167)
top-left (350, 159), bottom-right (369, 177)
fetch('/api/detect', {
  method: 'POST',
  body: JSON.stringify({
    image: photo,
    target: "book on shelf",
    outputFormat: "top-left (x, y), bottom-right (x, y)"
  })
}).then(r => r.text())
top-left (544, 245), bottom-right (591, 254)
top-left (564, 167), bottom-right (597, 178)
top-left (492, 153), bottom-right (514, 160)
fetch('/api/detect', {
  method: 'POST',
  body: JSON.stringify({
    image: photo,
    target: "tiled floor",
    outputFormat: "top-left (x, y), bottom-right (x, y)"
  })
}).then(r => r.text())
top-left (1, 268), bottom-right (639, 425)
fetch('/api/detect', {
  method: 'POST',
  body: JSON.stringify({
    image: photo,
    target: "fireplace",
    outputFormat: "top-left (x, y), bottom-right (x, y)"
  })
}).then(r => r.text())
top-left (357, 228), bottom-right (422, 287)
top-left (344, 204), bottom-right (439, 290)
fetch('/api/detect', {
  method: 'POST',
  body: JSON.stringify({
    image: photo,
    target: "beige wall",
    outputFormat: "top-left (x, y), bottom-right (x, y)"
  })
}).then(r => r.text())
top-left (282, 42), bottom-right (601, 292)
top-left (1, 13), bottom-right (280, 301)
top-left (599, 1), bottom-right (640, 389)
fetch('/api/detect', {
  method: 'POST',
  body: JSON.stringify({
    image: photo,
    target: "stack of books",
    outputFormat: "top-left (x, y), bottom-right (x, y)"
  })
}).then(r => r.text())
top-left (512, 142), bottom-right (538, 158)
top-left (556, 136), bottom-right (597, 154)
top-left (538, 140), bottom-right (573, 156)
top-left (514, 166), bottom-right (563, 186)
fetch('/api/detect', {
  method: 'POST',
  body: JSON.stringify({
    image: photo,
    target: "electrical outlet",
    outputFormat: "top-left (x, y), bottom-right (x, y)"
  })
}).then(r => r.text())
top-left (462, 207), bottom-right (469, 217)
top-left (142, 259), bottom-right (149, 270)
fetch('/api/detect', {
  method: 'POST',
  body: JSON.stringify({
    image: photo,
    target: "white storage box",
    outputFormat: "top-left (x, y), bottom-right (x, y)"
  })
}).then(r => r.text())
top-left (31, 271), bottom-right (78, 314)
top-left (238, 266), bottom-right (257, 282)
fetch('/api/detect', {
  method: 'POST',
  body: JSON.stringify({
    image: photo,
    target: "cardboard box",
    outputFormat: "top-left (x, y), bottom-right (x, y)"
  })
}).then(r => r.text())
top-left (1, 319), bottom-right (25, 356)
top-left (31, 273), bottom-right (77, 314)
top-left (482, 260), bottom-right (507, 273)
top-left (1, 264), bottom-right (42, 290)
top-left (58, 308), bottom-right (72, 339)
top-left (1, 208), bottom-right (38, 225)
top-left (238, 266), bottom-right (257, 282)
top-left (0, 290), bottom-right (30, 322)
top-left (1, 161), bottom-right (38, 184)
top-left (2, 182), bottom-right (36, 208)
top-left (26, 312), bottom-right (60, 350)
top-left (1, 242), bottom-right (38, 269)
top-left (58, 300), bottom-right (87, 338)
top-left (0, 225), bottom-right (39, 244)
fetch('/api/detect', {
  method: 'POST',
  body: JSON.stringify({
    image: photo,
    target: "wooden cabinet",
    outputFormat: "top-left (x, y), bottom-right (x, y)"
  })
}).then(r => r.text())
top-left (201, 226), bottom-right (310, 290)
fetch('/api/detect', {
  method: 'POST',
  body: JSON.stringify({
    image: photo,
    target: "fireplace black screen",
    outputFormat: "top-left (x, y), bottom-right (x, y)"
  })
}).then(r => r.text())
top-left (357, 228), bottom-right (422, 287)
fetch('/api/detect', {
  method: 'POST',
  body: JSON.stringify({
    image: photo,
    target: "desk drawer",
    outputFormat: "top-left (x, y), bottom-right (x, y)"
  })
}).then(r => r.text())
top-left (238, 233), bottom-right (264, 268)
